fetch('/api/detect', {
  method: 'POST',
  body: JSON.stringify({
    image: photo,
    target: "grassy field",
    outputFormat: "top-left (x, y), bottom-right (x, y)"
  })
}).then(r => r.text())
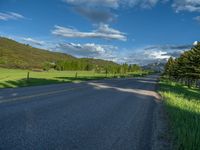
top-left (159, 80), bottom-right (200, 150)
top-left (0, 68), bottom-right (148, 88)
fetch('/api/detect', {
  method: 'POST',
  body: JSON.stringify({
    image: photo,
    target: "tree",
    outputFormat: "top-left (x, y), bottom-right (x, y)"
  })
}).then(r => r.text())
top-left (122, 63), bottom-right (129, 74)
top-left (164, 41), bottom-right (200, 87)
top-left (164, 57), bottom-right (175, 77)
top-left (85, 64), bottom-right (93, 71)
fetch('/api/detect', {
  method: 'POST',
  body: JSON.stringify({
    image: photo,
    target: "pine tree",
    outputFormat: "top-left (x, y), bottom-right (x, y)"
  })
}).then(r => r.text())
top-left (164, 57), bottom-right (175, 78)
top-left (164, 41), bottom-right (200, 87)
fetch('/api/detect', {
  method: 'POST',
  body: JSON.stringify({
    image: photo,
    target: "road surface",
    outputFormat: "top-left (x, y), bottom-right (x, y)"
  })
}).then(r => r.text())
top-left (0, 75), bottom-right (161, 150)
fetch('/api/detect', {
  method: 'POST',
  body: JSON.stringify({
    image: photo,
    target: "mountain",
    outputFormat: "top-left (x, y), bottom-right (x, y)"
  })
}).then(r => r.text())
top-left (0, 37), bottom-right (118, 69)
top-left (142, 62), bottom-right (166, 72)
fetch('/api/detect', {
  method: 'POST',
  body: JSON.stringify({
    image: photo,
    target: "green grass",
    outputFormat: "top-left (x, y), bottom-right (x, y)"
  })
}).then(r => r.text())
top-left (159, 80), bottom-right (200, 150)
top-left (0, 68), bottom-right (148, 88)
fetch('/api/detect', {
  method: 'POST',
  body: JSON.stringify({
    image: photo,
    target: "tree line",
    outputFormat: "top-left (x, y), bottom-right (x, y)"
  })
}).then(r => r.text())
top-left (43, 59), bottom-right (142, 74)
top-left (164, 42), bottom-right (200, 87)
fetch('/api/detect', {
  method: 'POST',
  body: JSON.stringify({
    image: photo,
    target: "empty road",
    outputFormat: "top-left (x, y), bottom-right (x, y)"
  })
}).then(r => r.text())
top-left (0, 75), bottom-right (161, 150)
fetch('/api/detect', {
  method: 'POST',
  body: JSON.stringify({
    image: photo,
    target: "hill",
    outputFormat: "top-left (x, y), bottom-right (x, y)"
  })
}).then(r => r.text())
top-left (0, 37), bottom-right (75, 69)
top-left (0, 37), bottom-right (118, 70)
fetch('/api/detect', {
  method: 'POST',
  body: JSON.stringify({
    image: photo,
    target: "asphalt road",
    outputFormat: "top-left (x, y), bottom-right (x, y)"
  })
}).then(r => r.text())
top-left (0, 75), bottom-right (161, 150)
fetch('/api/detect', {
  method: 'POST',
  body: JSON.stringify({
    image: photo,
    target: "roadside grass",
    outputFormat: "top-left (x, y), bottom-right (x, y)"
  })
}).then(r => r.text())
top-left (0, 68), bottom-right (148, 88)
top-left (159, 80), bottom-right (200, 150)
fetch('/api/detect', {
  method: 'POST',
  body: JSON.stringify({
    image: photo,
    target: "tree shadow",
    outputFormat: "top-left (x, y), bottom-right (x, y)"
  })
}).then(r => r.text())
top-left (87, 75), bottom-right (160, 92)
top-left (160, 81), bottom-right (200, 101)
top-left (0, 78), bottom-right (66, 88)
top-left (55, 76), bottom-right (107, 81)
top-left (0, 79), bottom-right (161, 150)
top-left (0, 76), bottom-right (114, 89)
top-left (159, 80), bottom-right (200, 149)
top-left (0, 75), bottom-right (198, 150)
top-left (164, 101), bottom-right (200, 150)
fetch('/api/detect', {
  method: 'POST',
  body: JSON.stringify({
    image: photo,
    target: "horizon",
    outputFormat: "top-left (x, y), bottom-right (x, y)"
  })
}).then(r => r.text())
top-left (0, 0), bottom-right (200, 65)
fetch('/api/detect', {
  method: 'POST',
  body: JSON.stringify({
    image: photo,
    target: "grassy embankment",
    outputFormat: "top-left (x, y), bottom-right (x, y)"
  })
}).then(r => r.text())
top-left (0, 68), bottom-right (148, 88)
top-left (159, 79), bottom-right (200, 150)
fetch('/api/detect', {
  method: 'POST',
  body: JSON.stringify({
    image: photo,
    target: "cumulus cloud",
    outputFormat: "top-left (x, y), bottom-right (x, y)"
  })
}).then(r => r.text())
top-left (55, 42), bottom-right (117, 60)
top-left (0, 12), bottom-right (24, 21)
top-left (52, 24), bottom-right (127, 41)
top-left (124, 51), bottom-right (170, 65)
top-left (143, 44), bottom-right (192, 58)
top-left (122, 44), bottom-right (192, 65)
top-left (23, 37), bottom-right (45, 46)
top-left (172, 0), bottom-right (200, 12)
top-left (54, 42), bottom-right (192, 65)
top-left (144, 50), bottom-right (171, 59)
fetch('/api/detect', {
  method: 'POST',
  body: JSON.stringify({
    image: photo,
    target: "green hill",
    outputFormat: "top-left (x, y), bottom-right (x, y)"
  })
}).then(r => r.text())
top-left (0, 37), bottom-right (118, 70)
top-left (0, 37), bottom-right (75, 69)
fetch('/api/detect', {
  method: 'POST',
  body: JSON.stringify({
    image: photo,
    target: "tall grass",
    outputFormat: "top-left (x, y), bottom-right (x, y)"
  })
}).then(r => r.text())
top-left (159, 80), bottom-right (200, 150)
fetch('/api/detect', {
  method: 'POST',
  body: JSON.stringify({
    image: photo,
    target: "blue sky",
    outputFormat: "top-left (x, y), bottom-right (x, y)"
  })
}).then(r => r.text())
top-left (0, 0), bottom-right (200, 64)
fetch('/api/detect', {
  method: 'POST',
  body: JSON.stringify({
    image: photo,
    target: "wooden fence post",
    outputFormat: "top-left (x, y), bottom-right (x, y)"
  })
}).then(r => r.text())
top-left (27, 72), bottom-right (30, 81)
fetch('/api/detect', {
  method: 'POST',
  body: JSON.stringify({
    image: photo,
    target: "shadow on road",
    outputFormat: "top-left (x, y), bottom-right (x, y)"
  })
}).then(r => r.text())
top-left (0, 75), bottom-right (170, 150)
top-left (0, 78), bottom-right (65, 88)
top-left (0, 76), bottom-right (112, 89)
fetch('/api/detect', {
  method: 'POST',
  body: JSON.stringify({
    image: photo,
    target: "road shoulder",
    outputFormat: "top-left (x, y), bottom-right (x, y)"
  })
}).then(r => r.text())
top-left (151, 100), bottom-right (172, 150)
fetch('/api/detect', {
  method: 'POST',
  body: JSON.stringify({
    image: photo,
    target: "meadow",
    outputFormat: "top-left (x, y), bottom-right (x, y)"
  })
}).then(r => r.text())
top-left (0, 68), bottom-right (148, 88)
top-left (159, 80), bottom-right (200, 150)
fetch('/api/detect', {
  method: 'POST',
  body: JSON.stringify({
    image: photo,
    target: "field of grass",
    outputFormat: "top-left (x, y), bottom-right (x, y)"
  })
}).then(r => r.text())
top-left (159, 80), bottom-right (200, 150)
top-left (0, 68), bottom-right (148, 88)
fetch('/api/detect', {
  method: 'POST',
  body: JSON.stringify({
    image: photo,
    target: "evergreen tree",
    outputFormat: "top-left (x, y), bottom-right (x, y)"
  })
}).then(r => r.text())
top-left (164, 42), bottom-right (200, 87)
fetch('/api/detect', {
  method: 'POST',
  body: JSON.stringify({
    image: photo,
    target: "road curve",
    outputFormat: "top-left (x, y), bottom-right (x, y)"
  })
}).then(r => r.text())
top-left (0, 75), bottom-right (160, 150)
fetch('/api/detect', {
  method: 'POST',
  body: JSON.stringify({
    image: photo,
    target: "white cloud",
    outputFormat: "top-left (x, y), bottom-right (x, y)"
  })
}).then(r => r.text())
top-left (144, 50), bottom-right (171, 59)
top-left (64, 0), bottom-right (161, 8)
top-left (120, 44), bottom-right (192, 65)
top-left (0, 12), bottom-right (24, 21)
top-left (23, 37), bottom-right (45, 46)
top-left (172, 0), bottom-right (200, 12)
top-left (52, 24), bottom-right (127, 41)
top-left (65, 0), bottom-right (162, 24)
top-left (123, 50), bottom-right (171, 65)
top-left (54, 42), bottom-right (192, 65)
top-left (55, 42), bottom-right (118, 60)
top-left (193, 41), bottom-right (198, 46)
top-left (64, 0), bottom-right (200, 12)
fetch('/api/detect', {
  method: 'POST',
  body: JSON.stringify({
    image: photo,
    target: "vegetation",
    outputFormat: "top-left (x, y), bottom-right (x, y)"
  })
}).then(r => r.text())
top-left (0, 37), bottom-right (143, 74)
top-left (159, 80), bottom-right (200, 150)
top-left (161, 41), bottom-right (200, 150)
top-left (0, 37), bottom-right (151, 88)
top-left (0, 68), bottom-right (149, 88)
top-left (164, 42), bottom-right (200, 88)
top-left (0, 37), bottom-right (74, 69)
